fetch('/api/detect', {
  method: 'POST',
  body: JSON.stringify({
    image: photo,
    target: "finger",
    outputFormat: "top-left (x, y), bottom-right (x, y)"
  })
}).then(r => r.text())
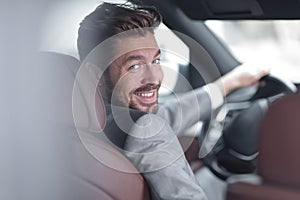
top-left (255, 68), bottom-right (270, 80)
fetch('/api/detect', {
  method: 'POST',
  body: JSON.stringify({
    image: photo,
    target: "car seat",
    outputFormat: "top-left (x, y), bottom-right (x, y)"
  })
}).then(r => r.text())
top-left (39, 51), bottom-right (151, 200)
top-left (226, 92), bottom-right (300, 200)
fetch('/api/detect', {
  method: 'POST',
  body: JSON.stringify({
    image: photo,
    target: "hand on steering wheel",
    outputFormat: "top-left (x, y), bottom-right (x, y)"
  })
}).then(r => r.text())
top-left (199, 73), bottom-right (297, 180)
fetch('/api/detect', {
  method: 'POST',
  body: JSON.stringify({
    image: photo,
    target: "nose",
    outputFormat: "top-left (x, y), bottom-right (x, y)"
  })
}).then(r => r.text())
top-left (140, 64), bottom-right (163, 85)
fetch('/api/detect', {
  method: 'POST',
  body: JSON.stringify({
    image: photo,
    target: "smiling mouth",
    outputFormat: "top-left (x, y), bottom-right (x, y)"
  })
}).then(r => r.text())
top-left (135, 91), bottom-right (154, 97)
top-left (133, 89), bottom-right (157, 103)
top-left (130, 84), bottom-right (160, 109)
top-left (129, 88), bottom-right (159, 112)
top-left (130, 92), bottom-right (157, 113)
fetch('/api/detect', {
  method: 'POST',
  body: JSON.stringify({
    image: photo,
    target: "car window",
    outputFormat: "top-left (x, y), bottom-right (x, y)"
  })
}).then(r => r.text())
top-left (205, 20), bottom-right (300, 83)
top-left (156, 24), bottom-right (189, 95)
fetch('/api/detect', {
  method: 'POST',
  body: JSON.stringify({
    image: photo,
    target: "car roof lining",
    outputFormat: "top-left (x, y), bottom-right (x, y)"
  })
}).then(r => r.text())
top-left (175, 0), bottom-right (300, 20)
top-left (137, 0), bottom-right (300, 20)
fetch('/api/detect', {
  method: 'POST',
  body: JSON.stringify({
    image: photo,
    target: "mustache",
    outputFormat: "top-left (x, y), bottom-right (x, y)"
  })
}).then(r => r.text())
top-left (133, 83), bottom-right (160, 93)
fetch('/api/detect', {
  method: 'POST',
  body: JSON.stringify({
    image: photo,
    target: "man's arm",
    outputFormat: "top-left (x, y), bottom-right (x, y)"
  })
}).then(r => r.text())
top-left (157, 83), bottom-right (222, 135)
top-left (157, 63), bottom-right (270, 134)
top-left (123, 114), bottom-right (208, 200)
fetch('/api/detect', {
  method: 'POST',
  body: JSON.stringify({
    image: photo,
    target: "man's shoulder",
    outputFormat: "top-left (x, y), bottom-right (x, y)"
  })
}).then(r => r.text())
top-left (104, 104), bottom-right (163, 148)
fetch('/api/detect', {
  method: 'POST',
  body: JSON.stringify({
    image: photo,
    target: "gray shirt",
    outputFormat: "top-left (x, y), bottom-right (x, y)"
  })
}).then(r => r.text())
top-left (123, 84), bottom-right (224, 200)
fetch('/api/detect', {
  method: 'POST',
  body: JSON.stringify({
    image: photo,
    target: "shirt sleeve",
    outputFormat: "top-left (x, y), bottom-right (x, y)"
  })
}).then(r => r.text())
top-left (157, 83), bottom-right (224, 135)
top-left (203, 83), bottom-right (224, 110)
top-left (123, 114), bottom-right (208, 200)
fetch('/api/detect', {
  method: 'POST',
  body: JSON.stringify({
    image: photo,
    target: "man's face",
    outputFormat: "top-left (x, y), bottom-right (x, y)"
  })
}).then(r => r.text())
top-left (108, 32), bottom-right (163, 113)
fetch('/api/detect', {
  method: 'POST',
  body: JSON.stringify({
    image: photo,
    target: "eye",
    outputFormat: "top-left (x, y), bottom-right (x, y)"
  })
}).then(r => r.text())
top-left (128, 64), bottom-right (141, 71)
top-left (152, 59), bottom-right (160, 65)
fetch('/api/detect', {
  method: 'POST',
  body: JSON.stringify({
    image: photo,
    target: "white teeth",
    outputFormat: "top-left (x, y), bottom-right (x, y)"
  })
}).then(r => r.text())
top-left (137, 92), bottom-right (154, 97)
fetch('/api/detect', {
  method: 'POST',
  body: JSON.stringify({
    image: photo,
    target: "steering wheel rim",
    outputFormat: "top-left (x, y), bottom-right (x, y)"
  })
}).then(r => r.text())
top-left (199, 74), bottom-right (297, 180)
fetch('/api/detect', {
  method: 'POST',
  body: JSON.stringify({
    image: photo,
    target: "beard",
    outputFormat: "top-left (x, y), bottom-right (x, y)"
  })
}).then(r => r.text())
top-left (129, 98), bottom-right (158, 113)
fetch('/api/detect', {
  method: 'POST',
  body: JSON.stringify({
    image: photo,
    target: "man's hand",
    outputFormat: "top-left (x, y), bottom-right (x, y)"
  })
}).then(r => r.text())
top-left (215, 63), bottom-right (270, 96)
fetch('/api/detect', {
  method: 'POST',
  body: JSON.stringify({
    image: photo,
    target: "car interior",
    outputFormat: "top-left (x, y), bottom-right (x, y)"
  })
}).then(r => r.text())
top-left (3, 0), bottom-right (300, 200)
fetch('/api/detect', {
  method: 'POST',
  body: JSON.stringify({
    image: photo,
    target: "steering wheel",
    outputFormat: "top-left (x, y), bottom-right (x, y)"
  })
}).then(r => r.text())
top-left (199, 74), bottom-right (297, 180)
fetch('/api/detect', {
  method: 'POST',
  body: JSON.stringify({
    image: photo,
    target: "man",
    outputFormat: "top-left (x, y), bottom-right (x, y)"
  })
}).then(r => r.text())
top-left (77, 2), bottom-right (269, 199)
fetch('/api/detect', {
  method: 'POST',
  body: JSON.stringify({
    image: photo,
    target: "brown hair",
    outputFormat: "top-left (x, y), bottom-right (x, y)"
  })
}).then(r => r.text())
top-left (77, 1), bottom-right (162, 61)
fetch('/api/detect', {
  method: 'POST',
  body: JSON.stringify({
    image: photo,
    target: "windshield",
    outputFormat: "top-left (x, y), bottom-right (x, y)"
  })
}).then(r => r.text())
top-left (205, 20), bottom-right (300, 83)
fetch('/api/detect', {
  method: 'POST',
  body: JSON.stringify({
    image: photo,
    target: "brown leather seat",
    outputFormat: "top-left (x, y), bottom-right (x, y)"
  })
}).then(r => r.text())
top-left (179, 136), bottom-right (204, 172)
top-left (226, 92), bottom-right (300, 200)
top-left (39, 52), bottom-right (151, 200)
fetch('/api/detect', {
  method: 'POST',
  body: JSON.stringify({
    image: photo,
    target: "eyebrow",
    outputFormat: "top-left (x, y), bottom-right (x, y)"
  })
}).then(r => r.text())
top-left (124, 49), bottom-right (161, 64)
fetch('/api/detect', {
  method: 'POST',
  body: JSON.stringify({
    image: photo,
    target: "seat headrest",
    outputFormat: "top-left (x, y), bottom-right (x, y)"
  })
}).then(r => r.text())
top-left (38, 51), bottom-right (80, 71)
top-left (39, 51), bottom-right (106, 130)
